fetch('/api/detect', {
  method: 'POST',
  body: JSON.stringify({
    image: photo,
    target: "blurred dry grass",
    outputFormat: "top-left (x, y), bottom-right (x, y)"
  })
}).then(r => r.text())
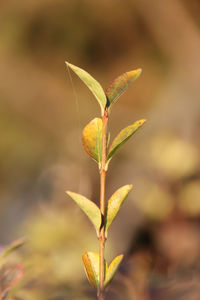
top-left (0, 0), bottom-right (200, 299)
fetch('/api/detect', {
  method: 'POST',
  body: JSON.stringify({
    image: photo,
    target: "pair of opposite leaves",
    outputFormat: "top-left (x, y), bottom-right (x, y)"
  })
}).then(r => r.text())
top-left (66, 62), bottom-right (146, 168)
top-left (66, 185), bottom-right (132, 288)
top-left (82, 251), bottom-right (123, 288)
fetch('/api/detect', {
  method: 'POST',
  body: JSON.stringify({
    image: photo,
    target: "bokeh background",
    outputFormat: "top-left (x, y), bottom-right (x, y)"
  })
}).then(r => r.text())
top-left (1, 0), bottom-right (200, 299)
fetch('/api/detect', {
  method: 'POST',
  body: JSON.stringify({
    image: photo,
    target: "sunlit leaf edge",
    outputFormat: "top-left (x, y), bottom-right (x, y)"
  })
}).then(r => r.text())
top-left (104, 254), bottom-right (123, 287)
top-left (105, 68), bottom-right (142, 108)
top-left (82, 118), bottom-right (103, 167)
top-left (66, 61), bottom-right (107, 115)
top-left (82, 252), bottom-right (99, 288)
top-left (66, 191), bottom-right (101, 235)
top-left (106, 119), bottom-right (146, 163)
top-left (82, 252), bottom-right (107, 288)
top-left (105, 184), bottom-right (133, 236)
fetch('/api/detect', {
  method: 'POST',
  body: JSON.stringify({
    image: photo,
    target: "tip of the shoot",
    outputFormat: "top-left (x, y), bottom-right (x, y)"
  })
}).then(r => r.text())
top-left (126, 184), bottom-right (133, 190)
top-left (135, 68), bottom-right (142, 77)
top-left (65, 61), bottom-right (71, 67)
top-left (139, 119), bottom-right (147, 124)
top-left (65, 61), bottom-right (74, 69)
top-left (128, 68), bottom-right (142, 78)
top-left (135, 68), bottom-right (142, 75)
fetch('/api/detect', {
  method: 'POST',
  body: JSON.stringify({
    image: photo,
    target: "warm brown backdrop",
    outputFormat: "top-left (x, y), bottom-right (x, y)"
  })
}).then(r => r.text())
top-left (0, 1), bottom-right (200, 299)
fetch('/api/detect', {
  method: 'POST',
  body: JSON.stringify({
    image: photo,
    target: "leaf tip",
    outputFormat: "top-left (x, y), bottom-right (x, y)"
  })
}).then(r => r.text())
top-left (66, 190), bottom-right (75, 198)
top-left (65, 61), bottom-right (70, 67)
top-left (128, 68), bottom-right (142, 79)
top-left (128, 184), bottom-right (133, 191)
top-left (82, 251), bottom-right (87, 262)
top-left (65, 61), bottom-right (72, 67)
top-left (138, 119), bottom-right (147, 126)
top-left (104, 254), bottom-right (124, 287)
top-left (117, 254), bottom-right (124, 260)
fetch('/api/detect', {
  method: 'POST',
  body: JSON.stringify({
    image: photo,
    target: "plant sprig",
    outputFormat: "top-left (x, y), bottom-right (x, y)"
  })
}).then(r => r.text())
top-left (65, 61), bottom-right (146, 300)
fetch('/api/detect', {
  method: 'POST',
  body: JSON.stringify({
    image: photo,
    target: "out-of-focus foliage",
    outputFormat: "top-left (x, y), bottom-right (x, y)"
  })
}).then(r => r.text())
top-left (0, 239), bottom-right (24, 300)
top-left (133, 180), bottom-right (174, 221)
top-left (16, 205), bottom-right (97, 300)
top-left (149, 135), bottom-right (199, 179)
top-left (132, 135), bottom-right (199, 221)
top-left (179, 181), bottom-right (200, 216)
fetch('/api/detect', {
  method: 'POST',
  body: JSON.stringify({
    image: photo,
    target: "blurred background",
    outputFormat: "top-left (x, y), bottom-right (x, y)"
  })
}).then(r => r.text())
top-left (0, 0), bottom-right (200, 299)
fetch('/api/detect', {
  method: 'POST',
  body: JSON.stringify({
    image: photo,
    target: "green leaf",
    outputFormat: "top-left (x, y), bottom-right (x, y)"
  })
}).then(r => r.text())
top-left (82, 118), bottom-right (103, 168)
top-left (0, 238), bottom-right (26, 260)
top-left (66, 61), bottom-right (107, 115)
top-left (105, 69), bottom-right (142, 108)
top-left (66, 191), bottom-right (101, 235)
top-left (82, 252), bottom-right (107, 288)
top-left (105, 185), bottom-right (133, 236)
top-left (0, 237), bottom-right (26, 266)
top-left (104, 254), bottom-right (123, 287)
top-left (106, 119), bottom-right (146, 163)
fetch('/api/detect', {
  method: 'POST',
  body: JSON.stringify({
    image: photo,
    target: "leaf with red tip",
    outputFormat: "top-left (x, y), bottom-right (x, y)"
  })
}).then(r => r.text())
top-left (105, 69), bottom-right (142, 108)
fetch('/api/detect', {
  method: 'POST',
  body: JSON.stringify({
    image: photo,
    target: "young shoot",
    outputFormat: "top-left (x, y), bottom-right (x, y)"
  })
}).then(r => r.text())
top-left (65, 61), bottom-right (146, 300)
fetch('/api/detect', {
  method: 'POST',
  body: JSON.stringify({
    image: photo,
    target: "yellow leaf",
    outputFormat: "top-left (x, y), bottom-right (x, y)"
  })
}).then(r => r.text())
top-left (105, 185), bottom-right (133, 237)
top-left (107, 119), bottom-right (146, 164)
top-left (104, 254), bottom-right (123, 287)
top-left (82, 118), bottom-right (102, 167)
top-left (82, 252), bottom-right (107, 288)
